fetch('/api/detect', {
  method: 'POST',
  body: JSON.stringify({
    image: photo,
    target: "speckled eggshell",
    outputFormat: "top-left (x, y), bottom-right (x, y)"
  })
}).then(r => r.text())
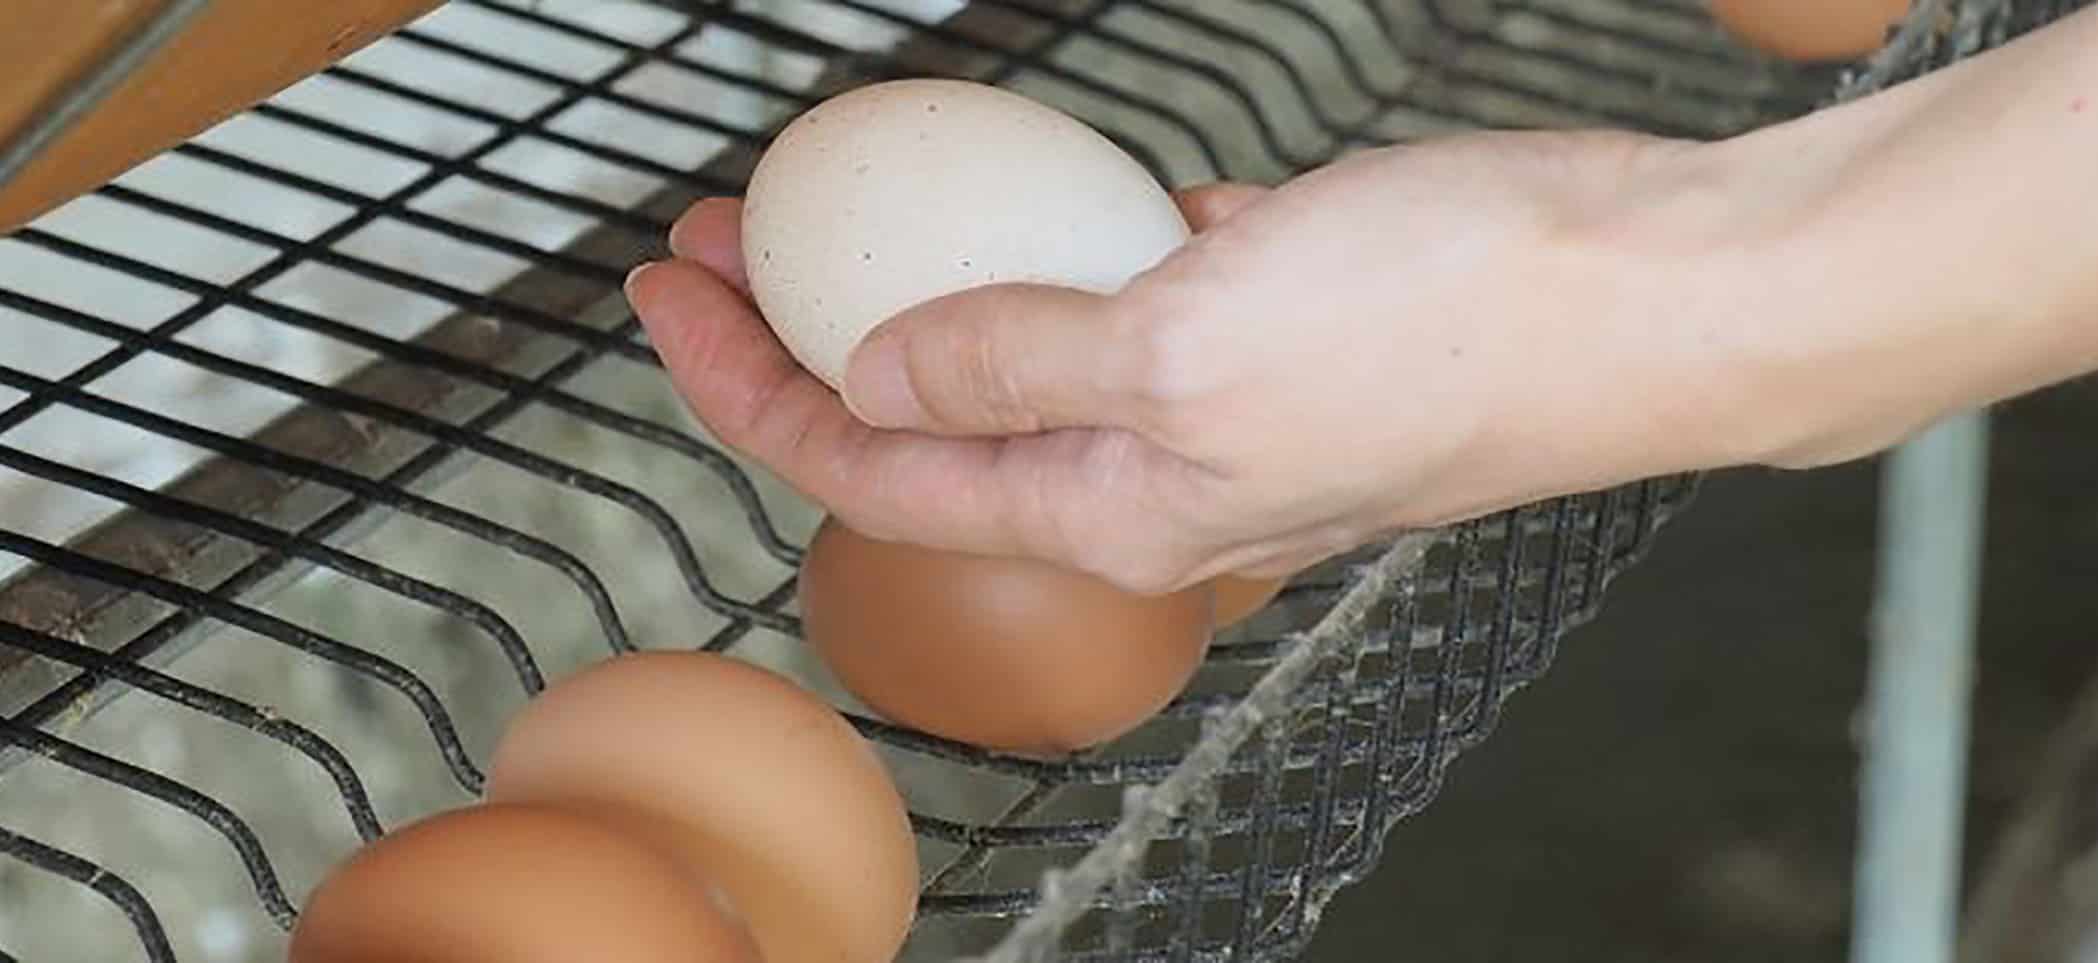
top-left (740, 77), bottom-right (1191, 389)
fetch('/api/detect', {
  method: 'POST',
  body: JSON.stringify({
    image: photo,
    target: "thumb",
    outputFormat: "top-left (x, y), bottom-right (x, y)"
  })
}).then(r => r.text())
top-left (842, 282), bottom-right (1152, 436)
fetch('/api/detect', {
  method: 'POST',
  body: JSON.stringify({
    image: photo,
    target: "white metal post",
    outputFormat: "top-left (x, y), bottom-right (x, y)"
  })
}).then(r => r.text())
top-left (1851, 410), bottom-right (1990, 963)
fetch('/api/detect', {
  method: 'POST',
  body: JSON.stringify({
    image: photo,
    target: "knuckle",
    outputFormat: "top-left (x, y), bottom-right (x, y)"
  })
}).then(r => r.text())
top-left (718, 376), bottom-right (798, 458)
top-left (1106, 287), bottom-right (1203, 439)
top-left (944, 318), bottom-right (1041, 432)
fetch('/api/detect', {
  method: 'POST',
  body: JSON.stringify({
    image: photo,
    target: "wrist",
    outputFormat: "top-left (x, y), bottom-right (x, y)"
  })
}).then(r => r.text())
top-left (1652, 10), bottom-right (2098, 472)
top-left (1633, 120), bottom-right (1949, 474)
top-left (1537, 131), bottom-right (1852, 480)
top-left (1585, 57), bottom-right (2093, 474)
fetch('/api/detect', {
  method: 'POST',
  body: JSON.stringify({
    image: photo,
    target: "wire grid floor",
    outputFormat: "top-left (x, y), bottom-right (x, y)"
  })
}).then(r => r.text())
top-left (0, 0), bottom-right (1849, 960)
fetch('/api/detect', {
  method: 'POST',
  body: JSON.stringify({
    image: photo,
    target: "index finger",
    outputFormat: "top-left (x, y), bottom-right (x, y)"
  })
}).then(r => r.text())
top-left (628, 257), bottom-right (1080, 560)
top-left (668, 197), bottom-right (750, 295)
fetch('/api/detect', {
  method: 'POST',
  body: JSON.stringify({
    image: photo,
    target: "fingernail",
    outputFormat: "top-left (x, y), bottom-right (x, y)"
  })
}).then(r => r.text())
top-left (624, 260), bottom-right (661, 301)
top-left (843, 335), bottom-right (923, 428)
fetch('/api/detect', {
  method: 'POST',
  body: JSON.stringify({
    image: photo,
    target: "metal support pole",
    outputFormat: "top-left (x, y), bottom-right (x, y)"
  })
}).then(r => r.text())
top-left (1851, 410), bottom-right (1990, 963)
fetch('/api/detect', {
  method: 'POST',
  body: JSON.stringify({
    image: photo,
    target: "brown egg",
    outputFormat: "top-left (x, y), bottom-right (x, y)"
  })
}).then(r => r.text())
top-left (484, 652), bottom-right (918, 963)
top-left (289, 802), bottom-right (763, 963)
top-left (1709, 0), bottom-right (1912, 62)
top-left (1211, 573), bottom-right (1287, 628)
top-left (798, 515), bottom-right (1214, 757)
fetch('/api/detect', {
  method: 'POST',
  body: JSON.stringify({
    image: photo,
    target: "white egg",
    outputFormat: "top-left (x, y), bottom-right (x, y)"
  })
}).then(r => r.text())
top-left (740, 78), bottom-right (1190, 389)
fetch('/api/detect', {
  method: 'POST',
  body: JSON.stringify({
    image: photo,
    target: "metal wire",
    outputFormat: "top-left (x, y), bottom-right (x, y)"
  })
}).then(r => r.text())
top-left (0, 0), bottom-right (2065, 961)
top-left (0, 824), bottom-right (174, 963)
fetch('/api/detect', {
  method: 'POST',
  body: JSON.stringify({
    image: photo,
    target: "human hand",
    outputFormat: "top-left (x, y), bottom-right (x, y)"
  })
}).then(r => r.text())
top-left (629, 130), bottom-right (1775, 594)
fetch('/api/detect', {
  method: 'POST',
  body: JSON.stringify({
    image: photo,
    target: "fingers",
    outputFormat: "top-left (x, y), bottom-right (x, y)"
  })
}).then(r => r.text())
top-left (664, 182), bottom-right (1265, 440)
top-left (670, 209), bottom-right (1165, 440)
top-left (628, 258), bottom-right (1079, 562)
top-left (841, 283), bottom-right (1156, 436)
top-left (635, 185), bottom-right (1276, 587)
top-left (668, 197), bottom-right (749, 295)
top-left (836, 180), bottom-right (1267, 437)
top-left (628, 257), bottom-right (804, 455)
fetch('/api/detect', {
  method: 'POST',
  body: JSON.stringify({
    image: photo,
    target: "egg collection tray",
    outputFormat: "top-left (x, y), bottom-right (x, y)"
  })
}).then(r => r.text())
top-left (0, 1), bottom-right (2075, 961)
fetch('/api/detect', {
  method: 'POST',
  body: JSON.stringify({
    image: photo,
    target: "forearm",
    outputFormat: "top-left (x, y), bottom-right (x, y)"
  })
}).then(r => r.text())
top-left (1667, 7), bottom-right (2098, 469)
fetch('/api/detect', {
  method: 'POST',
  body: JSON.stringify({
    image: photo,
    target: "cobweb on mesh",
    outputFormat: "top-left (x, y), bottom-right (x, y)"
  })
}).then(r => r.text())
top-left (967, 532), bottom-right (1434, 963)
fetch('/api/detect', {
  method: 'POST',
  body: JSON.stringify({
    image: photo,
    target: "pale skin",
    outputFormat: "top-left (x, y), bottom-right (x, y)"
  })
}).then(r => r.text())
top-left (628, 6), bottom-right (2098, 595)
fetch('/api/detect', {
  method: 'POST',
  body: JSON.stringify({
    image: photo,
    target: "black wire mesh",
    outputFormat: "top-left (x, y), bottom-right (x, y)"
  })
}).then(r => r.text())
top-left (0, 0), bottom-right (2072, 960)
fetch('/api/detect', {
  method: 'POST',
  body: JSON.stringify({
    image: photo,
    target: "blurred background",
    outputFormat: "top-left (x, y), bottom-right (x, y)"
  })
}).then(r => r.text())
top-left (1, 2), bottom-right (2093, 962)
top-left (1313, 374), bottom-right (2098, 962)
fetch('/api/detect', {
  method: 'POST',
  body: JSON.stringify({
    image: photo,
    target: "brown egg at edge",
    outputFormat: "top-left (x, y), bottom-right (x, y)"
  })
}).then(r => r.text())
top-left (798, 515), bottom-right (1214, 758)
top-left (289, 802), bottom-right (764, 963)
top-left (483, 651), bottom-right (919, 963)
top-left (1707, 0), bottom-right (1912, 62)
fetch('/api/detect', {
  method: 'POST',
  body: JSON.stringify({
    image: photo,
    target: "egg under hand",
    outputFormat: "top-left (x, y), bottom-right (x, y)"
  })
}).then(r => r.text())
top-left (1709, 0), bottom-right (1912, 62)
top-left (484, 651), bottom-right (918, 963)
top-left (740, 77), bottom-right (1190, 389)
top-left (1212, 573), bottom-right (1287, 628)
top-left (289, 803), bottom-right (763, 963)
top-left (798, 515), bottom-right (1214, 757)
